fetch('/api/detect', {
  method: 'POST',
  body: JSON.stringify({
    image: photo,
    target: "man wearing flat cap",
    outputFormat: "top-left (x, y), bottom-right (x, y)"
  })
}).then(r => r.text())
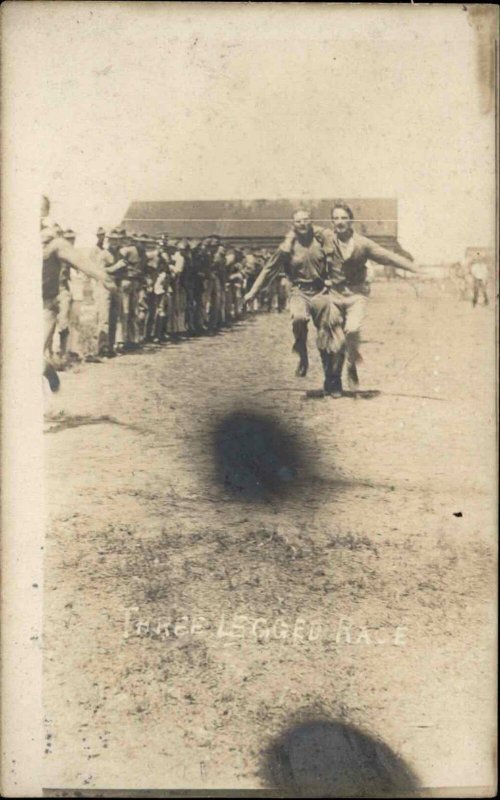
top-left (190, 239), bottom-right (210, 334)
top-left (112, 231), bottom-right (143, 350)
top-left (92, 228), bottom-right (125, 357)
top-left (205, 237), bottom-right (226, 332)
top-left (96, 227), bottom-right (106, 250)
top-left (179, 240), bottom-right (197, 335)
top-left (167, 240), bottom-right (187, 339)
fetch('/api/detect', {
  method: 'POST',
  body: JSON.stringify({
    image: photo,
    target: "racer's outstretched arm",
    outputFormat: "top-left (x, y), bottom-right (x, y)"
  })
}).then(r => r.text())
top-left (366, 240), bottom-right (418, 273)
top-left (53, 238), bottom-right (117, 290)
top-left (243, 248), bottom-right (288, 304)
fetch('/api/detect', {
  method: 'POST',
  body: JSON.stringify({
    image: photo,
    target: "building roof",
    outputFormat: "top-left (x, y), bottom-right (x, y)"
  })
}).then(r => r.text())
top-left (123, 198), bottom-right (393, 231)
top-left (121, 198), bottom-right (411, 253)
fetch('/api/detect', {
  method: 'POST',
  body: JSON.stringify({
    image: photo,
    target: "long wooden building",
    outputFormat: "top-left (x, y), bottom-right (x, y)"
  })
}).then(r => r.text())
top-left (122, 198), bottom-right (411, 256)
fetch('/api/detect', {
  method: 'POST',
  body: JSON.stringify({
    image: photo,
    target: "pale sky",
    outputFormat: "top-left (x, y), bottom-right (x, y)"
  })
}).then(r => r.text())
top-left (3, 1), bottom-right (496, 261)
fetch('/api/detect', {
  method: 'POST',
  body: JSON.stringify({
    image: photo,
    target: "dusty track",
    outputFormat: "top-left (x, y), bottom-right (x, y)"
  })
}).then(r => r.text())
top-left (44, 282), bottom-right (496, 793)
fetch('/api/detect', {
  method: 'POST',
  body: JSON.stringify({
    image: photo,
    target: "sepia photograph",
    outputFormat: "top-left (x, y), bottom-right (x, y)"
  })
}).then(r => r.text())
top-left (1, 2), bottom-right (498, 797)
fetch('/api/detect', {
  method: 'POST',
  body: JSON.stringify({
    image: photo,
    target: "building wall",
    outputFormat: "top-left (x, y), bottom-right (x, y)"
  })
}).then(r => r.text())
top-left (122, 198), bottom-right (399, 248)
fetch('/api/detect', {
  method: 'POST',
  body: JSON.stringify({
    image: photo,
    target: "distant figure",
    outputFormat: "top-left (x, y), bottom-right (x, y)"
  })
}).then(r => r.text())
top-left (469, 253), bottom-right (489, 307)
top-left (453, 261), bottom-right (471, 301)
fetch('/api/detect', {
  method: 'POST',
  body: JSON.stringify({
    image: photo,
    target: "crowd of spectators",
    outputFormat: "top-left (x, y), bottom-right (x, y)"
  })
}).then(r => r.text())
top-left (45, 226), bottom-right (290, 368)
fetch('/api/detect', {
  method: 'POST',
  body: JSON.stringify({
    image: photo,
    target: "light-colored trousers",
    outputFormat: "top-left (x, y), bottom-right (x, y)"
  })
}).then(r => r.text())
top-left (95, 283), bottom-right (120, 354)
top-left (329, 286), bottom-right (368, 365)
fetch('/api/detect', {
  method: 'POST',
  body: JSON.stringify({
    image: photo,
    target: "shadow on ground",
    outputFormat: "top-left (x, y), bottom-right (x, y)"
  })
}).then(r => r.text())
top-left (261, 717), bottom-right (421, 798)
top-left (210, 409), bottom-right (398, 505)
top-left (212, 410), bottom-right (310, 502)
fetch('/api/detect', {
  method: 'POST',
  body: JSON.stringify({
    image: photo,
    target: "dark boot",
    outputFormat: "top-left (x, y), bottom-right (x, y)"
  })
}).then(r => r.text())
top-left (56, 328), bottom-right (70, 369)
top-left (295, 348), bottom-right (309, 377)
top-left (322, 351), bottom-right (344, 397)
top-left (43, 361), bottom-right (60, 393)
top-left (292, 320), bottom-right (309, 377)
top-left (347, 361), bottom-right (359, 392)
top-left (59, 328), bottom-right (70, 357)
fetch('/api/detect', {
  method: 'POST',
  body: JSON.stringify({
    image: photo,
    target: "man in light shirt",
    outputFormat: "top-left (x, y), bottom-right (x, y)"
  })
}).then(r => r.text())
top-left (61, 229), bottom-right (85, 363)
top-left (327, 203), bottom-right (418, 392)
top-left (41, 199), bottom-right (116, 390)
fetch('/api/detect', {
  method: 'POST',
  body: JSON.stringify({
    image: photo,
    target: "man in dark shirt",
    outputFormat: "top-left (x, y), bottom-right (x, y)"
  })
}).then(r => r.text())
top-left (191, 240), bottom-right (211, 334)
top-left (118, 233), bottom-right (143, 349)
top-left (244, 210), bottom-right (345, 396)
top-left (205, 236), bottom-right (225, 333)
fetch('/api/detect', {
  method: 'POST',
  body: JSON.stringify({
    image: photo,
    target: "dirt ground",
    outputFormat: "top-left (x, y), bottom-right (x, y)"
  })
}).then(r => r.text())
top-left (43, 281), bottom-right (497, 795)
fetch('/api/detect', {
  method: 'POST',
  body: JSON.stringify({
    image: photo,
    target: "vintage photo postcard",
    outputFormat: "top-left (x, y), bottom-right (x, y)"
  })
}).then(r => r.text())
top-left (1, 2), bottom-right (498, 796)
